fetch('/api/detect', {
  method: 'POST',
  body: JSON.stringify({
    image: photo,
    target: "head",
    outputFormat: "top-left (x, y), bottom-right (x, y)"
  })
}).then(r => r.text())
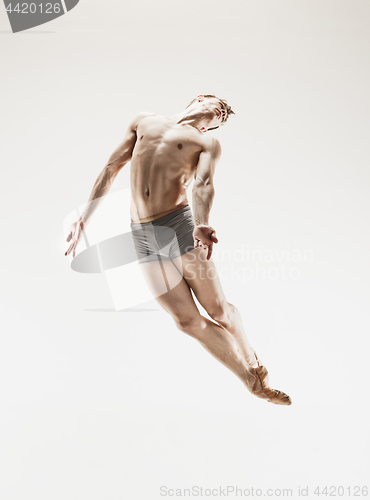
top-left (186, 94), bottom-right (235, 132)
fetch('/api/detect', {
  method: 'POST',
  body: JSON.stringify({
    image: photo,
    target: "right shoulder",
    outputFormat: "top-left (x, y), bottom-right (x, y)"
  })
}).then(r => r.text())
top-left (128, 111), bottom-right (156, 130)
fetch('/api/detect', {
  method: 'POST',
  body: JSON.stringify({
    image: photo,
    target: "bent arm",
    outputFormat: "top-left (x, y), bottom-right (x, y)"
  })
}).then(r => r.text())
top-left (78, 113), bottom-right (149, 226)
top-left (192, 139), bottom-right (221, 226)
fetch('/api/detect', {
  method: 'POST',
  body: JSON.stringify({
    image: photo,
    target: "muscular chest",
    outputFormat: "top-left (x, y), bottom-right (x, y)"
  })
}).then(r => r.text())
top-left (136, 119), bottom-right (203, 165)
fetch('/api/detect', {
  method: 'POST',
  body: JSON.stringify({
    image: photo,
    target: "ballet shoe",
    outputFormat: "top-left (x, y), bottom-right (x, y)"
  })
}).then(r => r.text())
top-left (249, 351), bottom-right (292, 406)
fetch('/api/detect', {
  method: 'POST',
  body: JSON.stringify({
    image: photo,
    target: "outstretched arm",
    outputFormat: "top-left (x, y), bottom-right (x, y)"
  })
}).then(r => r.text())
top-left (192, 138), bottom-right (221, 260)
top-left (76, 112), bottom-right (149, 227)
top-left (65, 112), bottom-right (148, 258)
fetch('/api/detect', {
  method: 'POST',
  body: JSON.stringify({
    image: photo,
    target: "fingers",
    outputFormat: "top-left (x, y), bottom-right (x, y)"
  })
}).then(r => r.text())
top-left (65, 240), bottom-right (77, 258)
top-left (194, 236), bottom-right (214, 259)
top-left (65, 242), bottom-right (73, 257)
top-left (194, 242), bottom-right (213, 260)
top-left (65, 222), bottom-right (82, 257)
top-left (210, 230), bottom-right (218, 243)
top-left (194, 238), bottom-right (206, 249)
top-left (65, 231), bottom-right (74, 255)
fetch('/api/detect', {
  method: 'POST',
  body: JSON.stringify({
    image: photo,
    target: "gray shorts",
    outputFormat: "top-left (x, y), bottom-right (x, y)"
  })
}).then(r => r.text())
top-left (130, 205), bottom-right (195, 264)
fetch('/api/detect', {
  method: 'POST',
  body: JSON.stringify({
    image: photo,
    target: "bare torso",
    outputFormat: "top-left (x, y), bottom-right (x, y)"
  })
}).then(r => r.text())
top-left (130, 114), bottom-right (207, 223)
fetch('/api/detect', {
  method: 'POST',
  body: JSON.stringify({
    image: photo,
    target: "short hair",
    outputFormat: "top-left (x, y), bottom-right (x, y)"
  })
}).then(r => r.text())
top-left (186, 94), bottom-right (235, 130)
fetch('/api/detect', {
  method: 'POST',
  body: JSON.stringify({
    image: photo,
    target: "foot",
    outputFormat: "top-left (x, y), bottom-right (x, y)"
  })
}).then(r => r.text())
top-left (246, 352), bottom-right (292, 406)
top-left (246, 350), bottom-right (260, 369)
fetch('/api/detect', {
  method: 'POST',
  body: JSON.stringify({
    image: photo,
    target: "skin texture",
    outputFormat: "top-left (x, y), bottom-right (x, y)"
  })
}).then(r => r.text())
top-left (65, 96), bottom-right (292, 404)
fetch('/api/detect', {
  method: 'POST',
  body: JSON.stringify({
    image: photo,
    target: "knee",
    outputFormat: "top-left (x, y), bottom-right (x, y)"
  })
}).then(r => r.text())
top-left (208, 301), bottom-right (229, 324)
top-left (209, 302), bottom-right (237, 327)
top-left (175, 316), bottom-right (205, 338)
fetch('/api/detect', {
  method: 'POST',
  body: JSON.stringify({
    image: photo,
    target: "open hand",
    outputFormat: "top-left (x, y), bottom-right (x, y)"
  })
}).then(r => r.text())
top-left (193, 225), bottom-right (219, 260)
top-left (65, 220), bottom-right (85, 259)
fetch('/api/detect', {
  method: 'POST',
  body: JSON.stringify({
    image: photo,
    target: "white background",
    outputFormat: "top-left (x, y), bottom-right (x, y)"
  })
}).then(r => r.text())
top-left (1, 1), bottom-right (369, 499)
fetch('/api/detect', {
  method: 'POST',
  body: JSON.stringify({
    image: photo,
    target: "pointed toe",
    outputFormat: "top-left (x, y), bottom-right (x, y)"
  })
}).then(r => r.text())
top-left (250, 354), bottom-right (292, 406)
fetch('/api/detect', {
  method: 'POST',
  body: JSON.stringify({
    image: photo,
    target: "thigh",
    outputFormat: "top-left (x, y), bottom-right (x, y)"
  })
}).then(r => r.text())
top-left (171, 248), bottom-right (229, 318)
top-left (139, 257), bottom-right (201, 323)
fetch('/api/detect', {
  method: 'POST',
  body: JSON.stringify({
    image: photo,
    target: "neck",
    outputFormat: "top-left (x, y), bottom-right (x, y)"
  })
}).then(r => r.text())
top-left (172, 109), bottom-right (206, 132)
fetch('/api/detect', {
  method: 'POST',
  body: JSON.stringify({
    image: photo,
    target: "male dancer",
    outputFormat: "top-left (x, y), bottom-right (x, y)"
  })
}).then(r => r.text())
top-left (65, 94), bottom-right (292, 405)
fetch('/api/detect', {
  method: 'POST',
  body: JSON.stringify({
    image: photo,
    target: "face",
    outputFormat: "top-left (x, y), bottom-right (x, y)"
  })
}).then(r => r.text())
top-left (191, 96), bottom-right (227, 129)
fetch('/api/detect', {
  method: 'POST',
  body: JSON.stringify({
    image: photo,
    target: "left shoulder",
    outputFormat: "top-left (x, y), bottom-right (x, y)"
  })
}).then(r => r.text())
top-left (203, 136), bottom-right (222, 158)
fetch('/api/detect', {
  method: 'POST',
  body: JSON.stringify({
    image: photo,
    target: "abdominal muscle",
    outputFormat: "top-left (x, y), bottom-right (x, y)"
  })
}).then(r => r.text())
top-left (129, 172), bottom-right (191, 223)
top-left (130, 159), bottom-right (193, 223)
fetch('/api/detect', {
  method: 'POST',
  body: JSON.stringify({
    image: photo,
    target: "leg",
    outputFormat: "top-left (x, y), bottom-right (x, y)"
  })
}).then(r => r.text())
top-left (138, 258), bottom-right (258, 391)
top-left (172, 248), bottom-right (257, 365)
top-left (169, 248), bottom-right (292, 405)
